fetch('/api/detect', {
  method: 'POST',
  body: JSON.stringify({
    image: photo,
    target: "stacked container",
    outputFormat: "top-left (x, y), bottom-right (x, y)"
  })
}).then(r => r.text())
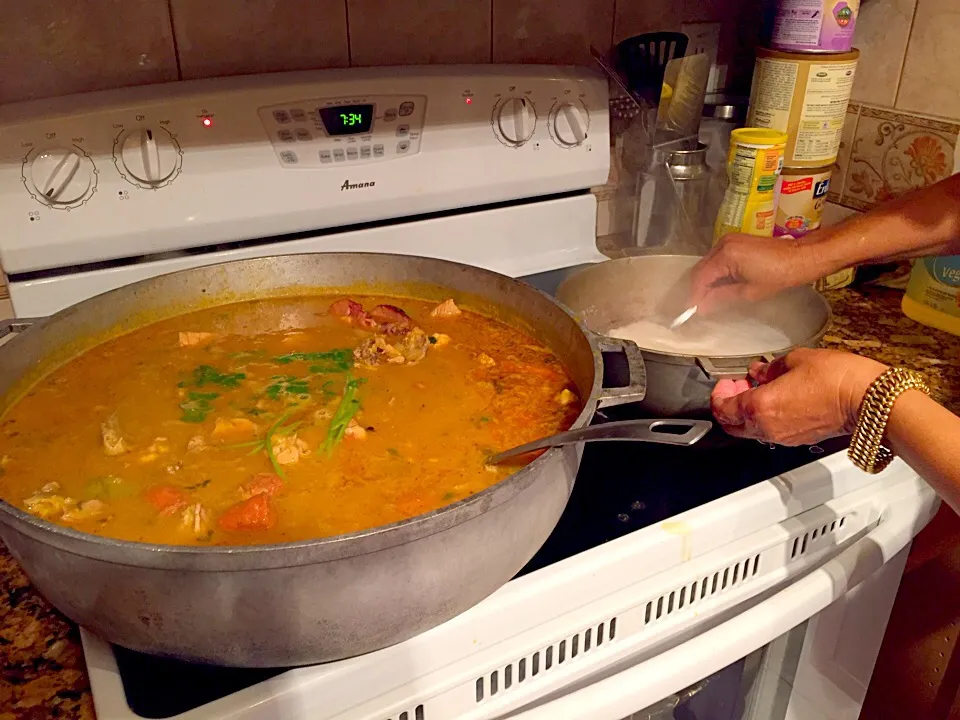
top-left (746, 0), bottom-right (861, 288)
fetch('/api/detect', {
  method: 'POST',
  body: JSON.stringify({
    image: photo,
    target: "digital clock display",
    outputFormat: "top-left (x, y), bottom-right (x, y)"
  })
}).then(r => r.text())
top-left (318, 104), bottom-right (374, 135)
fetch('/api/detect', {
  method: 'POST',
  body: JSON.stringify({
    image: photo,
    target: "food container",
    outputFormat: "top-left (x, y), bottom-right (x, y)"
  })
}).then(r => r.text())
top-left (713, 128), bottom-right (787, 242)
top-left (0, 253), bottom-right (651, 667)
top-left (746, 47), bottom-right (859, 168)
top-left (774, 165), bottom-right (832, 237)
top-left (557, 255), bottom-right (832, 416)
top-left (768, 0), bottom-right (860, 53)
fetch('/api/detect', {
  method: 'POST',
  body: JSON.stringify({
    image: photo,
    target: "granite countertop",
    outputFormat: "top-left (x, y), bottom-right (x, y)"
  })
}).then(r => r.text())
top-left (1, 286), bottom-right (958, 718)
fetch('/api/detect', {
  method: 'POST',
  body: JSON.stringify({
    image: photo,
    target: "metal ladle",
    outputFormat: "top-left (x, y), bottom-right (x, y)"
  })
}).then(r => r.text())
top-left (487, 418), bottom-right (713, 465)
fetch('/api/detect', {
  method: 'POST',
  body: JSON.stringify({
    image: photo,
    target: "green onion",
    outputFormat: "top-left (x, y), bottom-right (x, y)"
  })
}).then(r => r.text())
top-left (323, 375), bottom-right (365, 454)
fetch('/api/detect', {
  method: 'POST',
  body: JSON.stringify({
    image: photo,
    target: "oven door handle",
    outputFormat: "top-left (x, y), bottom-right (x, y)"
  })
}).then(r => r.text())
top-left (502, 488), bottom-right (934, 720)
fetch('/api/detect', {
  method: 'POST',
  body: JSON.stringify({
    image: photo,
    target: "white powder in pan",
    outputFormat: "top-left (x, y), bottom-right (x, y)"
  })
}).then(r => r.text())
top-left (607, 315), bottom-right (796, 356)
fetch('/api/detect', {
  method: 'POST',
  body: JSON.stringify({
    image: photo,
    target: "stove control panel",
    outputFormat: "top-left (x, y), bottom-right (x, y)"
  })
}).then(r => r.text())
top-left (258, 95), bottom-right (426, 168)
top-left (0, 66), bottom-right (609, 275)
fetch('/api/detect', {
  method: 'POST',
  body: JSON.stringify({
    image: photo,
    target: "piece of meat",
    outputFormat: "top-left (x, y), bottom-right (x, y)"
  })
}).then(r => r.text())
top-left (240, 473), bottom-right (284, 499)
top-left (187, 435), bottom-right (207, 452)
top-left (101, 415), bottom-right (131, 456)
top-left (395, 327), bottom-right (430, 364)
top-left (369, 304), bottom-right (413, 334)
top-left (354, 336), bottom-right (405, 367)
top-left (328, 298), bottom-right (378, 329)
top-left (178, 331), bottom-right (216, 347)
top-left (145, 485), bottom-right (190, 515)
top-left (24, 492), bottom-right (76, 520)
top-left (272, 433), bottom-right (310, 465)
top-left (180, 503), bottom-right (210, 536)
top-left (218, 493), bottom-right (277, 532)
top-left (430, 299), bottom-right (462, 318)
top-left (212, 417), bottom-right (259, 442)
top-left (62, 498), bottom-right (109, 522)
top-left (344, 419), bottom-right (367, 440)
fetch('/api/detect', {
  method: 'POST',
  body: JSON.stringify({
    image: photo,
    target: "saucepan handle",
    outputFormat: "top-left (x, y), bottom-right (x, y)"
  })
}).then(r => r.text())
top-left (595, 336), bottom-right (647, 408)
top-left (0, 318), bottom-right (42, 341)
top-left (695, 354), bottom-right (776, 381)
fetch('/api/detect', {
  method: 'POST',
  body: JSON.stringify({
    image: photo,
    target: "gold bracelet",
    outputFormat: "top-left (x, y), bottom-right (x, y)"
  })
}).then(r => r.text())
top-left (848, 367), bottom-right (930, 474)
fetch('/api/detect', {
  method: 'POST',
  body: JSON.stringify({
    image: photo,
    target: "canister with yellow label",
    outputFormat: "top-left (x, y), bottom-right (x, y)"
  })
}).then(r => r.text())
top-left (713, 128), bottom-right (788, 242)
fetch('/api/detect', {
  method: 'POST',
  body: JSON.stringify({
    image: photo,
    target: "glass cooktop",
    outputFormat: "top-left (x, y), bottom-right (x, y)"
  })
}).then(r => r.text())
top-left (110, 426), bottom-right (848, 718)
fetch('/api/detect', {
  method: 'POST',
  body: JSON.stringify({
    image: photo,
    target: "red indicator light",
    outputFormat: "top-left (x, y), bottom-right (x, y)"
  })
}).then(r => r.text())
top-left (465, 97), bottom-right (473, 105)
top-left (202, 117), bottom-right (213, 127)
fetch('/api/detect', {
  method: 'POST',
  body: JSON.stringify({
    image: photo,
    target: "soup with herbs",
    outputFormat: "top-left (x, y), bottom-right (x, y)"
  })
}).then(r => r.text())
top-left (0, 295), bottom-right (582, 546)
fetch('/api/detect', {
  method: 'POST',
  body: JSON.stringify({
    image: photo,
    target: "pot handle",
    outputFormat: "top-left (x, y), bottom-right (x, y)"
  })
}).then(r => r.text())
top-left (596, 336), bottom-right (648, 408)
top-left (0, 318), bottom-right (41, 341)
top-left (695, 354), bottom-right (776, 381)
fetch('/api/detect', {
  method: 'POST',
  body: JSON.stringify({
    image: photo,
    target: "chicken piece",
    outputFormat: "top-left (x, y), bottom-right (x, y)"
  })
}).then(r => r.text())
top-left (240, 473), bottom-right (284, 499)
top-left (354, 336), bottom-right (405, 368)
top-left (344, 419), bottom-right (367, 440)
top-left (178, 331), bottom-right (216, 348)
top-left (212, 417), bottom-right (259, 442)
top-left (430, 299), bottom-right (462, 318)
top-left (138, 437), bottom-right (171, 464)
top-left (328, 298), bottom-right (378, 329)
top-left (395, 327), bottom-right (430, 364)
top-left (218, 493), bottom-right (277, 532)
top-left (477, 353), bottom-right (496, 367)
top-left (101, 415), bottom-right (131, 456)
top-left (187, 435), bottom-right (207, 452)
top-left (557, 388), bottom-right (579, 406)
top-left (429, 333), bottom-right (451, 348)
top-left (180, 503), bottom-right (210, 536)
top-left (272, 433), bottom-right (310, 465)
top-left (368, 304), bottom-right (414, 335)
top-left (24, 492), bottom-right (76, 520)
top-left (62, 498), bottom-right (109, 523)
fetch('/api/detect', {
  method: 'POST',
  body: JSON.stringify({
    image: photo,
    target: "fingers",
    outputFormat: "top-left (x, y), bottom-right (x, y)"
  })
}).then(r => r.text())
top-left (749, 355), bottom-right (791, 385)
top-left (710, 379), bottom-right (752, 427)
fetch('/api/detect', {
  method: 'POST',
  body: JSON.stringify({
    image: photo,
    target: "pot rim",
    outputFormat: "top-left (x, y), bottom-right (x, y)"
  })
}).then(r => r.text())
top-left (0, 252), bottom-right (606, 570)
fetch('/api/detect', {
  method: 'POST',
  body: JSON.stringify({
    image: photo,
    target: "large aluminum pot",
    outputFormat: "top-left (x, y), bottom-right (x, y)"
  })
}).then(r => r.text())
top-left (557, 255), bottom-right (832, 416)
top-left (0, 253), bottom-right (647, 667)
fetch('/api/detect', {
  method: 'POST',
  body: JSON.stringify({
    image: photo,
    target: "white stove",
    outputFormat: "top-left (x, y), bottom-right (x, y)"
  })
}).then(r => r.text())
top-left (0, 66), bottom-right (939, 720)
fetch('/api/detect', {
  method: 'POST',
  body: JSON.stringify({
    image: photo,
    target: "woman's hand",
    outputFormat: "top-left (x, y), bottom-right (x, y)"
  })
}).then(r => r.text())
top-left (689, 233), bottom-right (820, 313)
top-left (710, 348), bottom-right (887, 446)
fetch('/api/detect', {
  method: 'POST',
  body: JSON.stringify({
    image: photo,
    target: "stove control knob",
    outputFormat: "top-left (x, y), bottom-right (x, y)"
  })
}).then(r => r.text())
top-left (551, 102), bottom-right (588, 147)
top-left (495, 97), bottom-right (536, 146)
top-left (118, 128), bottom-right (179, 185)
top-left (29, 148), bottom-right (92, 205)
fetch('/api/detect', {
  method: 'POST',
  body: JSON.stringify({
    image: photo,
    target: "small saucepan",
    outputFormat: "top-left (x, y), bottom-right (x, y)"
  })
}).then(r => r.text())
top-left (557, 255), bottom-right (832, 416)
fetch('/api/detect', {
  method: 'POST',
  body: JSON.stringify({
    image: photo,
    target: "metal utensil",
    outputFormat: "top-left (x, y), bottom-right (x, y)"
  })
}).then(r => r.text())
top-left (668, 304), bottom-right (698, 329)
top-left (487, 418), bottom-right (713, 464)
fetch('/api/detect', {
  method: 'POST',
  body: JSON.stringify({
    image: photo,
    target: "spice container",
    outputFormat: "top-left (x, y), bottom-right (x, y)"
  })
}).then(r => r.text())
top-left (746, 47), bottom-right (858, 168)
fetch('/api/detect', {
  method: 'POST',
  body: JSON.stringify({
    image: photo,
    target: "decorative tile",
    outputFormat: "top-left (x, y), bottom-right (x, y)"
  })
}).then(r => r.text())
top-left (0, 1), bottom-right (178, 104)
top-left (897, 0), bottom-right (960, 118)
top-left (839, 105), bottom-right (960, 211)
top-left (171, 0), bottom-right (348, 79)
top-left (827, 102), bottom-right (861, 203)
top-left (493, 0), bottom-right (615, 65)
top-left (349, 0), bottom-right (490, 66)
top-left (850, 0), bottom-right (917, 107)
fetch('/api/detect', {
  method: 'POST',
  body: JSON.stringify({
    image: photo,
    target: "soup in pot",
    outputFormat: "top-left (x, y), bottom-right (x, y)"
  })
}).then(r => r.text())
top-left (0, 295), bottom-right (581, 546)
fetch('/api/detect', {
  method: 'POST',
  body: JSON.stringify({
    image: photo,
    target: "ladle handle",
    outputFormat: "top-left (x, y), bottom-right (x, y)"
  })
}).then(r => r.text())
top-left (696, 354), bottom-right (776, 381)
top-left (487, 418), bottom-right (713, 465)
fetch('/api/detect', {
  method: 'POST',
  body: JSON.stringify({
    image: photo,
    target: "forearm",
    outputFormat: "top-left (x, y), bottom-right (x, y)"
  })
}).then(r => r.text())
top-left (793, 173), bottom-right (960, 284)
top-left (886, 391), bottom-right (960, 514)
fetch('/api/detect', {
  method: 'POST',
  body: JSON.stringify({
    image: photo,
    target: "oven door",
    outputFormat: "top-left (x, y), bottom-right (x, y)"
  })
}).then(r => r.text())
top-left (500, 489), bottom-right (923, 720)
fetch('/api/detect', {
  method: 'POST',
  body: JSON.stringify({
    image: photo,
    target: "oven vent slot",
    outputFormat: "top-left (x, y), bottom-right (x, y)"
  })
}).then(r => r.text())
top-left (474, 616), bottom-right (618, 703)
top-left (789, 515), bottom-right (848, 561)
top-left (641, 553), bottom-right (761, 627)
top-left (386, 705), bottom-right (425, 720)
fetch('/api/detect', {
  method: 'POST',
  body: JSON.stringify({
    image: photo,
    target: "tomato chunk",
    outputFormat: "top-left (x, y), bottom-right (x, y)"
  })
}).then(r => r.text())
top-left (218, 493), bottom-right (277, 532)
top-left (145, 485), bottom-right (189, 514)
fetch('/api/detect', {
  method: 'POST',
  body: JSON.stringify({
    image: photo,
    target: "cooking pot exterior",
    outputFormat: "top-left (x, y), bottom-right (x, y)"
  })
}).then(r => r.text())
top-left (0, 253), bottom-right (644, 666)
top-left (557, 256), bottom-right (832, 416)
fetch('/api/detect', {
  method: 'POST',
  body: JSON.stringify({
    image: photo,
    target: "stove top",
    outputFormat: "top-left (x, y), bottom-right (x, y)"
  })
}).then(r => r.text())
top-left (108, 427), bottom-right (848, 718)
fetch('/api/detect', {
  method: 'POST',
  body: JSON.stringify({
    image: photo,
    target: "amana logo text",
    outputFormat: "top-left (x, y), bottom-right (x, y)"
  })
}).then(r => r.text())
top-left (341, 179), bottom-right (376, 191)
